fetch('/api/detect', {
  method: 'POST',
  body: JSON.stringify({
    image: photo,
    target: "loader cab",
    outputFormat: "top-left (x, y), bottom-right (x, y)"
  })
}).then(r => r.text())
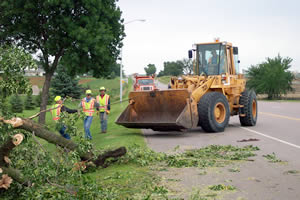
top-left (194, 42), bottom-right (238, 75)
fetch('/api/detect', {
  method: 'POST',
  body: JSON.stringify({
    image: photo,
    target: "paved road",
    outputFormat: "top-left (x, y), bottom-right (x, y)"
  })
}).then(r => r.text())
top-left (155, 79), bottom-right (168, 90)
top-left (142, 81), bottom-right (300, 199)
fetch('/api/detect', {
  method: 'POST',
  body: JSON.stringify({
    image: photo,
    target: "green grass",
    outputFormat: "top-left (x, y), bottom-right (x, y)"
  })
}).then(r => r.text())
top-left (18, 77), bottom-right (158, 198)
top-left (27, 76), bottom-right (128, 102)
top-left (81, 77), bottom-right (129, 102)
top-left (157, 76), bottom-right (172, 85)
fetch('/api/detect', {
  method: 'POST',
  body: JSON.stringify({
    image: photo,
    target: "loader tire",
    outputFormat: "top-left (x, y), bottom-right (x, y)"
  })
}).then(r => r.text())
top-left (239, 90), bottom-right (257, 126)
top-left (198, 92), bottom-right (230, 132)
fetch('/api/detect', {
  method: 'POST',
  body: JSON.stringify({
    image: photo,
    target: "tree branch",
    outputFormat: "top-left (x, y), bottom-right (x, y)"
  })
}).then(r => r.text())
top-left (93, 147), bottom-right (127, 167)
top-left (50, 48), bottom-right (64, 73)
top-left (1, 167), bottom-right (31, 187)
top-left (0, 134), bottom-right (24, 166)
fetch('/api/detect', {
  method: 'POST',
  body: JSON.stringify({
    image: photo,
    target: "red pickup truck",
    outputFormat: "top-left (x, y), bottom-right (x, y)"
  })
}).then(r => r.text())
top-left (134, 75), bottom-right (156, 91)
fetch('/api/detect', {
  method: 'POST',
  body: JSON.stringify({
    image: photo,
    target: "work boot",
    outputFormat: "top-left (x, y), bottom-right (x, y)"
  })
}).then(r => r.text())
top-left (101, 130), bottom-right (107, 133)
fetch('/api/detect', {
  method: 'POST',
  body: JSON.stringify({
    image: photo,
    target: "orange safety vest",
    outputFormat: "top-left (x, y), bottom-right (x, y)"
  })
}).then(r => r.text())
top-left (51, 104), bottom-right (62, 121)
top-left (96, 94), bottom-right (110, 112)
top-left (81, 98), bottom-right (95, 116)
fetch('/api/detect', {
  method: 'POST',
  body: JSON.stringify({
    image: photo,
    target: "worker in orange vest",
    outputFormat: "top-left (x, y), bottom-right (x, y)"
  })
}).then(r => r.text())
top-left (51, 96), bottom-right (78, 139)
top-left (96, 87), bottom-right (110, 133)
top-left (79, 90), bottom-right (99, 139)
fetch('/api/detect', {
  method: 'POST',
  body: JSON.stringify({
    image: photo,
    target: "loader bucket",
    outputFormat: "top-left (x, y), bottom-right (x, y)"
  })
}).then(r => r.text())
top-left (116, 89), bottom-right (198, 131)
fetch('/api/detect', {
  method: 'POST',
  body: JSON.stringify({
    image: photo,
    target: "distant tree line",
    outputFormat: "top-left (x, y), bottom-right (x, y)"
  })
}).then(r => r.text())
top-left (144, 58), bottom-right (193, 77)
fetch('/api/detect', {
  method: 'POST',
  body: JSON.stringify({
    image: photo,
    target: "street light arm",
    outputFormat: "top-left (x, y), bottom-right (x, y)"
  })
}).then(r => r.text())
top-left (120, 18), bottom-right (146, 102)
top-left (124, 19), bottom-right (146, 25)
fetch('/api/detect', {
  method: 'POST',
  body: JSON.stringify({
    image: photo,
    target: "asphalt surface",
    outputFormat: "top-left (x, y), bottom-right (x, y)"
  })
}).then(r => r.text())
top-left (155, 79), bottom-right (168, 90)
top-left (142, 80), bottom-right (300, 200)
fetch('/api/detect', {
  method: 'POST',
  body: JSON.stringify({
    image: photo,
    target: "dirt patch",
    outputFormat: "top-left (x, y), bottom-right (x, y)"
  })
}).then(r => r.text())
top-left (79, 79), bottom-right (94, 85)
top-left (28, 76), bottom-right (45, 88)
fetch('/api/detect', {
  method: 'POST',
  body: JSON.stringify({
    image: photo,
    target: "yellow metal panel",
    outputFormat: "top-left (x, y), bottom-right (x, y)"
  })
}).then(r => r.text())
top-left (191, 77), bottom-right (215, 103)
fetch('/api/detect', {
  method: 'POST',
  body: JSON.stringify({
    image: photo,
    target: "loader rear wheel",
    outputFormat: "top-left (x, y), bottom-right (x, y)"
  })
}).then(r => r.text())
top-left (239, 90), bottom-right (258, 126)
top-left (198, 92), bottom-right (230, 132)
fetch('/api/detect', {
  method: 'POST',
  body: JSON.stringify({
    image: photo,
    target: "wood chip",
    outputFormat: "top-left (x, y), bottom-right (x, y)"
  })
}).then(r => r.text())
top-left (72, 161), bottom-right (87, 171)
top-left (0, 174), bottom-right (13, 190)
top-left (3, 117), bottom-right (23, 128)
top-left (4, 156), bottom-right (11, 165)
top-left (12, 134), bottom-right (24, 146)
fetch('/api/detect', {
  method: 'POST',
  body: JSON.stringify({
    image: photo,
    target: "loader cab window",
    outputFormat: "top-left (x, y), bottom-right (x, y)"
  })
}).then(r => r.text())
top-left (197, 44), bottom-right (227, 75)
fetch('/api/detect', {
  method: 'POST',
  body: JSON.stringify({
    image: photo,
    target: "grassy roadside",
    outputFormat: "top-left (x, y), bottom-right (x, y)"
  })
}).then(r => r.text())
top-left (16, 76), bottom-right (266, 199)
top-left (19, 77), bottom-right (160, 198)
top-left (157, 76), bottom-right (172, 85)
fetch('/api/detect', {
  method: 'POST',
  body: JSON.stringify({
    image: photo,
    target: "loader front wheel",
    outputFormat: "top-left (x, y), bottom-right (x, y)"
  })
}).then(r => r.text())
top-left (198, 92), bottom-right (230, 132)
top-left (239, 90), bottom-right (258, 126)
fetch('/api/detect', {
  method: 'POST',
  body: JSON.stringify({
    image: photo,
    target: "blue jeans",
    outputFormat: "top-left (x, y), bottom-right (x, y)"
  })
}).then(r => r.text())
top-left (84, 116), bottom-right (93, 139)
top-left (100, 112), bottom-right (108, 132)
top-left (59, 126), bottom-right (71, 140)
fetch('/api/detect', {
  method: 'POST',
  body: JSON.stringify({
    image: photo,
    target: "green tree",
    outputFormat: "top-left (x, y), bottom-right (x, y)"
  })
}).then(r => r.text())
top-left (110, 63), bottom-right (122, 76)
top-left (51, 65), bottom-right (82, 99)
top-left (163, 61), bottom-right (184, 76)
top-left (247, 54), bottom-right (294, 99)
top-left (109, 71), bottom-right (116, 79)
top-left (144, 64), bottom-right (157, 75)
top-left (35, 92), bottom-right (42, 107)
top-left (10, 94), bottom-right (23, 113)
top-left (25, 93), bottom-right (35, 110)
top-left (182, 58), bottom-right (193, 75)
top-left (0, 0), bottom-right (125, 123)
top-left (157, 70), bottom-right (165, 77)
top-left (0, 46), bottom-right (35, 97)
top-left (0, 45), bottom-right (35, 115)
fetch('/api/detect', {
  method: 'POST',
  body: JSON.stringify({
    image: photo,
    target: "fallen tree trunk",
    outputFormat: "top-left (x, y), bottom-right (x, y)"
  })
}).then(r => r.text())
top-left (94, 147), bottom-right (127, 167)
top-left (0, 138), bottom-right (16, 167)
top-left (0, 134), bottom-right (30, 187)
top-left (0, 117), bottom-right (127, 184)
top-left (1, 167), bottom-right (31, 187)
top-left (2, 118), bottom-right (92, 160)
top-left (18, 118), bottom-right (127, 164)
top-left (0, 134), bottom-right (24, 166)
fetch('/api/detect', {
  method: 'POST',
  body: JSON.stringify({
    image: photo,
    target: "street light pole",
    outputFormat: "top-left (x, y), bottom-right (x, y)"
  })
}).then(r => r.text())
top-left (120, 48), bottom-right (123, 102)
top-left (120, 19), bottom-right (146, 103)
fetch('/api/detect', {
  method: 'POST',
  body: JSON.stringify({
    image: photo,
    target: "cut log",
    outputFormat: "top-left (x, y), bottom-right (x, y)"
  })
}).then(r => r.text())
top-left (94, 147), bottom-right (127, 167)
top-left (1, 117), bottom-right (127, 164)
top-left (4, 118), bottom-right (127, 163)
top-left (12, 134), bottom-right (24, 146)
top-left (0, 174), bottom-right (13, 190)
top-left (1, 167), bottom-right (30, 187)
top-left (3, 157), bottom-right (11, 165)
top-left (0, 133), bottom-right (31, 186)
top-left (0, 117), bottom-right (127, 185)
top-left (5, 118), bottom-right (92, 160)
top-left (0, 135), bottom-right (18, 166)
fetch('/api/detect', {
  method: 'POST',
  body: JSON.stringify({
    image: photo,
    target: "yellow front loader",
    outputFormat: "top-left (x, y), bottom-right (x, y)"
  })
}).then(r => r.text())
top-left (116, 40), bottom-right (258, 132)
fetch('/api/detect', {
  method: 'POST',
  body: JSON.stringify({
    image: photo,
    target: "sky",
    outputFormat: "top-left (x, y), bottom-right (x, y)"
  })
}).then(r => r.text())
top-left (117, 0), bottom-right (300, 75)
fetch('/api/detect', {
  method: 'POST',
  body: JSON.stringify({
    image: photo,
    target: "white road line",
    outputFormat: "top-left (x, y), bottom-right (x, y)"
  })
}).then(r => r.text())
top-left (240, 127), bottom-right (300, 150)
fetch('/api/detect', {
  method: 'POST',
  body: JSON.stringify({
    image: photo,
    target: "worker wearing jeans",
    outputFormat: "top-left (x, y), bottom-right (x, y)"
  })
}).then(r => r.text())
top-left (83, 115), bottom-right (93, 139)
top-left (51, 96), bottom-right (77, 140)
top-left (79, 90), bottom-right (99, 139)
top-left (96, 87), bottom-right (110, 133)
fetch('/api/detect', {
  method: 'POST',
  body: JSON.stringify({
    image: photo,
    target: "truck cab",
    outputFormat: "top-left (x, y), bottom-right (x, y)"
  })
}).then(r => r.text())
top-left (134, 75), bottom-right (156, 91)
